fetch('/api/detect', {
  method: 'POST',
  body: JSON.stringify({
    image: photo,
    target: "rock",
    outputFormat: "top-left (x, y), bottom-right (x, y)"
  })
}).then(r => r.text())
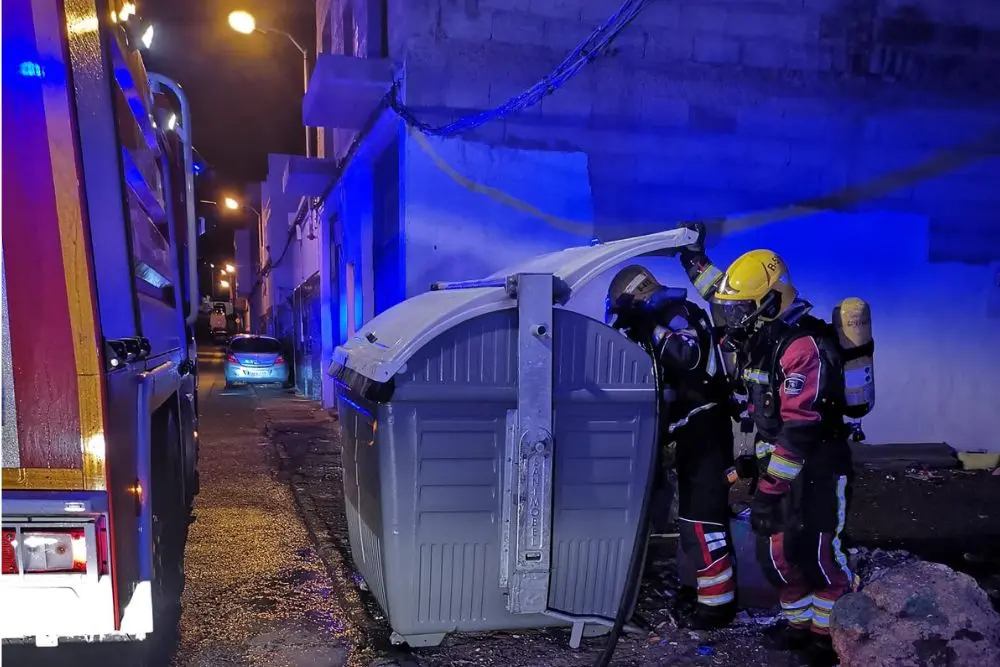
top-left (848, 547), bottom-right (919, 587)
top-left (831, 561), bottom-right (1000, 667)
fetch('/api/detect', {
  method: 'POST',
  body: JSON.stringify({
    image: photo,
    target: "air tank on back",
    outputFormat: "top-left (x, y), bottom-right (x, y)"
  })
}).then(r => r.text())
top-left (832, 297), bottom-right (874, 419)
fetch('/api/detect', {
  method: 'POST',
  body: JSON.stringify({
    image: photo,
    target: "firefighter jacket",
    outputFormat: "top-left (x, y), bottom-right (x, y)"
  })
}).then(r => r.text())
top-left (740, 315), bottom-right (851, 494)
top-left (644, 299), bottom-right (731, 424)
top-left (679, 251), bottom-right (850, 496)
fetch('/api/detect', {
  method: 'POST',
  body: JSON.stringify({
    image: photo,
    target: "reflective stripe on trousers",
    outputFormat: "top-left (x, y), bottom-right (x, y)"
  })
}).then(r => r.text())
top-left (695, 553), bottom-right (735, 607)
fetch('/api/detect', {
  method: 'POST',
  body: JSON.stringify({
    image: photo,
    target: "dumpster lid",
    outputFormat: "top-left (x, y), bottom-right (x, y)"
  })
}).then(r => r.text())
top-left (486, 227), bottom-right (697, 295)
top-left (330, 227), bottom-right (697, 384)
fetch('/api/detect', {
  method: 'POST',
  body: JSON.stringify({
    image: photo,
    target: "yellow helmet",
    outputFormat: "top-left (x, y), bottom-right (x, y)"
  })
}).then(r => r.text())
top-left (711, 249), bottom-right (797, 329)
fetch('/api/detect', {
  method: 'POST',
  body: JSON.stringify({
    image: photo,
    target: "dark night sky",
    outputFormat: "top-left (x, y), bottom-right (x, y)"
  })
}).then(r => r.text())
top-left (144, 0), bottom-right (315, 186)
top-left (141, 0), bottom-right (315, 271)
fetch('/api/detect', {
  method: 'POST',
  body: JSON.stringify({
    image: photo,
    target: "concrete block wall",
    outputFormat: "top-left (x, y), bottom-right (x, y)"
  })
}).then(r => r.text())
top-left (393, 0), bottom-right (1000, 264)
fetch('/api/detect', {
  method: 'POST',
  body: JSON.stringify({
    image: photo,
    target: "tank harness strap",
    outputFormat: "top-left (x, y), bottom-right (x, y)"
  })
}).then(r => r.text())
top-left (769, 322), bottom-right (851, 437)
top-left (840, 339), bottom-right (874, 362)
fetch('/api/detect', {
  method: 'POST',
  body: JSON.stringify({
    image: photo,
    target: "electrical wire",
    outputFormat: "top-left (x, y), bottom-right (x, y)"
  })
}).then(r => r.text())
top-left (244, 199), bottom-right (309, 302)
top-left (390, 0), bottom-right (650, 137)
top-left (240, 0), bottom-right (652, 304)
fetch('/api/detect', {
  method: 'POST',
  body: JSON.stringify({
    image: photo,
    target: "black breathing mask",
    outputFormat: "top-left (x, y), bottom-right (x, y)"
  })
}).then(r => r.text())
top-left (606, 286), bottom-right (688, 331)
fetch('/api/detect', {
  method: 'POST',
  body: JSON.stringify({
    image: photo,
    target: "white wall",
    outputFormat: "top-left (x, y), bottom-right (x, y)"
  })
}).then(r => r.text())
top-left (291, 208), bottom-right (323, 287)
top-left (402, 134), bottom-right (596, 296)
top-left (567, 212), bottom-right (1000, 453)
top-left (260, 154), bottom-right (298, 321)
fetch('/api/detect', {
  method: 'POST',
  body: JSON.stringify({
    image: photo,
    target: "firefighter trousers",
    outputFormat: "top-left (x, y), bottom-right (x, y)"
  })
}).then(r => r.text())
top-left (672, 404), bottom-right (737, 609)
top-left (755, 450), bottom-right (855, 635)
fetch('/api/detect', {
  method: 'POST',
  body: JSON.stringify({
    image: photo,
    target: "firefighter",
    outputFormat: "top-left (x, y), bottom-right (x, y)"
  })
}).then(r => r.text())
top-left (674, 223), bottom-right (852, 662)
top-left (606, 265), bottom-right (738, 630)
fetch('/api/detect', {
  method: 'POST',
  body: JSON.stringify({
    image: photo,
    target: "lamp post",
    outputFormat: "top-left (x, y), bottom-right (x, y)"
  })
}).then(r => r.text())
top-left (215, 198), bottom-right (263, 263)
top-left (219, 279), bottom-right (233, 305)
top-left (228, 10), bottom-right (311, 158)
top-left (201, 198), bottom-right (262, 246)
top-left (203, 198), bottom-right (265, 303)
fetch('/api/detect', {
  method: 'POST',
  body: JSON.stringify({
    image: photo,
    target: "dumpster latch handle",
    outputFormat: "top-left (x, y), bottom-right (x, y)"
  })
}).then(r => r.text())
top-left (505, 272), bottom-right (556, 615)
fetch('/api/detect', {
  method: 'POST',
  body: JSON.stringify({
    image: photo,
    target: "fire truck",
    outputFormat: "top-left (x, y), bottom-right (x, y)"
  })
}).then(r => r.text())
top-left (2, 0), bottom-right (200, 654)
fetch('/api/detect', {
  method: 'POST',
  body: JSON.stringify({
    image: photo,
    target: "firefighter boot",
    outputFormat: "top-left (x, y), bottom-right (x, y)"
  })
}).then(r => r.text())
top-left (686, 601), bottom-right (737, 631)
top-left (762, 621), bottom-right (813, 652)
top-left (805, 634), bottom-right (839, 666)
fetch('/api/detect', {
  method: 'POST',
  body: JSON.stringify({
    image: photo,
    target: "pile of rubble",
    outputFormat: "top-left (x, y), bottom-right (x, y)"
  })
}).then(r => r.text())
top-left (847, 546), bottom-right (920, 587)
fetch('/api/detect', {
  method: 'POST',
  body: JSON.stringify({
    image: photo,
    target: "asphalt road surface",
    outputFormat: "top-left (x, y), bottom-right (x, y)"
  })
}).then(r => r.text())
top-left (170, 347), bottom-right (376, 667)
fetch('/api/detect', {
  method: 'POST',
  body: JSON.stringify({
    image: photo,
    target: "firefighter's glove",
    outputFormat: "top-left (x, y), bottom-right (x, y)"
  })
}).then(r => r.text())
top-left (749, 488), bottom-right (786, 536)
top-left (719, 326), bottom-right (751, 355)
top-left (675, 222), bottom-right (706, 254)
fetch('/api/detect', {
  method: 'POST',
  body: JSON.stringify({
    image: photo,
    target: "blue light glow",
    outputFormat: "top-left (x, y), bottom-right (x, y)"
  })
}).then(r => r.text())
top-left (18, 61), bottom-right (44, 78)
top-left (354, 281), bottom-right (363, 331)
top-left (134, 261), bottom-right (172, 289)
top-left (336, 392), bottom-right (373, 419)
top-left (339, 285), bottom-right (349, 343)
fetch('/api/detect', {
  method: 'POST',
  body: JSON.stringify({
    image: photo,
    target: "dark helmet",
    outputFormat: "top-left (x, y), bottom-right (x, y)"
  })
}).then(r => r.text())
top-left (605, 265), bottom-right (663, 326)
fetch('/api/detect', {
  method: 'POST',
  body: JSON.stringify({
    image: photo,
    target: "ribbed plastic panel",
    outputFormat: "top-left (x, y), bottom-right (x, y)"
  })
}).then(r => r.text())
top-left (416, 542), bottom-right (489, 624)
top-left (336, 308), bottom-right (656, 643)
top-left (354, 498), bottom-right (389, 612)
top-left (399, 311), bottom-right (517, 389)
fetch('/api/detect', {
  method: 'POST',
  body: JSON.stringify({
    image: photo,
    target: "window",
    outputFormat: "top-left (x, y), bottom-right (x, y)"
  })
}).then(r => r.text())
top-left (230, 337), bottom-right (283, 354)
top-left (370, 0), bottom-right (388, 58)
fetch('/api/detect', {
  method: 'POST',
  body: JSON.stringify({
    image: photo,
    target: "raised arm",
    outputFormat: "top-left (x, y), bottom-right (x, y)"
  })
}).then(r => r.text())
top-left (675, 222), bottom-right (724, 300)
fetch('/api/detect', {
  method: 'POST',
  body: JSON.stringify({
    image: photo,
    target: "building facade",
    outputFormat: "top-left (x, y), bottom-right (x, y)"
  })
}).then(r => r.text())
top-left (269, 0), bottom-right (998, 449)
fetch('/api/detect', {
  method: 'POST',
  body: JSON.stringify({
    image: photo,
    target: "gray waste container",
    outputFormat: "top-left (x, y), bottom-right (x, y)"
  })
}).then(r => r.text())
top-left (329, 229), bottom-right (699, 647)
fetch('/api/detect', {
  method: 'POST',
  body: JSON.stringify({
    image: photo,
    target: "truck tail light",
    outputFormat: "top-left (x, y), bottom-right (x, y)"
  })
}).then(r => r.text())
top-left (96, 517), bottom-right (110, 575)
top-left (274, 355), bottom-right (285, 364)
top-left (2, 530), bottom-right (16, 575)
top-left (21, 529), bottom-right (87, 573)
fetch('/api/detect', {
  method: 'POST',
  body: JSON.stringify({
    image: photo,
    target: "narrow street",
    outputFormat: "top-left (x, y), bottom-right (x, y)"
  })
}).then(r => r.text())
top-left (171, 347), bottom-right (384, 667)
top-left (2, 348), bottom-right (391, 667)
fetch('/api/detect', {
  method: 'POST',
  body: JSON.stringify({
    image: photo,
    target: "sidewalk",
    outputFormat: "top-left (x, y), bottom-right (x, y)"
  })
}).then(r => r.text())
top-left (253, 392), bottom-right (412, 667)
top-left (170, 365), bottom-right (362, 667)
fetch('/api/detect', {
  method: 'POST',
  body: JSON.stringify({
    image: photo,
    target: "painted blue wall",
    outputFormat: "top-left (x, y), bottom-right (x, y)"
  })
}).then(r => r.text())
top-left (402, 133), bottom-right (596, 296)
top-left (567, 212), bottom-right (1000, 452)
top-left (327, 159), bottom-right (372, 346)
top-left (374, 127), bottom-right (1000, 450)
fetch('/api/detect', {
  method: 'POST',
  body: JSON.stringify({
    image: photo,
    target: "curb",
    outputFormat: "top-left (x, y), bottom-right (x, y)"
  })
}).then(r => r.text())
top-left (253, 398), bottom-right (417, 667)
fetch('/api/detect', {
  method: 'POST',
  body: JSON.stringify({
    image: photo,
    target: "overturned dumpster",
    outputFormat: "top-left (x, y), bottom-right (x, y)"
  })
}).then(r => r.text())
top-left (329, 228), bottom-right (700, 647)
